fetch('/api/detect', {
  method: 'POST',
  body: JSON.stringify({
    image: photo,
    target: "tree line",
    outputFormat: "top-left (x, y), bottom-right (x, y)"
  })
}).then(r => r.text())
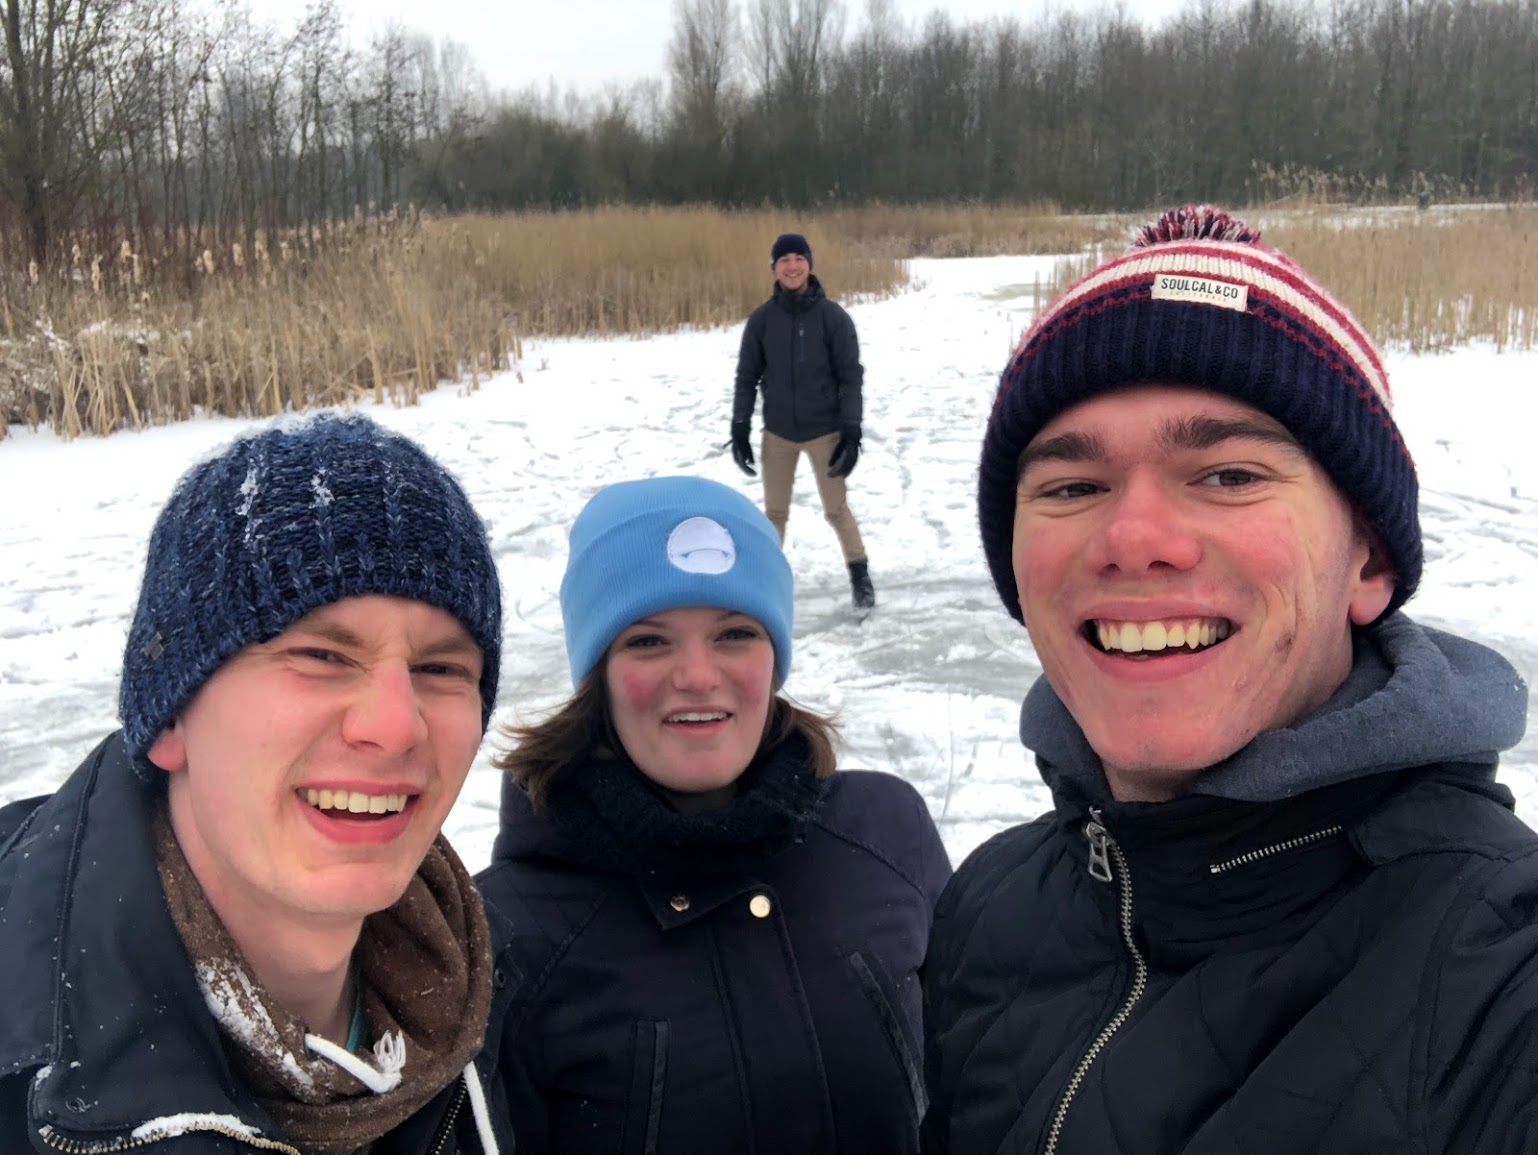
top-left (3, 0), bottom-right (1536, 270)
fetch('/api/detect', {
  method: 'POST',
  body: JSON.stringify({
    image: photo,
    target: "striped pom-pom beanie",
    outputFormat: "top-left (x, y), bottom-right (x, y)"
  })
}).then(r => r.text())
top-left (979, 204), bottom-right (1419, 624)
top-left (120, 412), bottom-right (503, 780)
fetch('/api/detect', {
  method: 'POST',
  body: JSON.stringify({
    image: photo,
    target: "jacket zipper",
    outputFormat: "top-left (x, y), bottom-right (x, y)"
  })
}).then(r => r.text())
top-left (429, 1077), bottom-right (469, 1155)
top-left (1043, 808), bottom-right (1148, 1155)
top-left (1208, 824), bottom-right (1345, 875)
top-left (40, 1121), bottom-right (302, 1154)
top-left (42, 1073), bottom-right (473, 1155)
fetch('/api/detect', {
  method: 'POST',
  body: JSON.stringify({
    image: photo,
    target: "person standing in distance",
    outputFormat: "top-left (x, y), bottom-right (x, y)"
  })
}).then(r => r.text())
top-left (922, 206), bottom-right (1535, 1154)
top-left (731, 232), bottom-right (875, 610)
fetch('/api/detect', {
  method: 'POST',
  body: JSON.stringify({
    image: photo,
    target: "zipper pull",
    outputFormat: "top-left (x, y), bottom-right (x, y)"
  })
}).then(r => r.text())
top-left (1084, 808), bottom-right (1113, 883)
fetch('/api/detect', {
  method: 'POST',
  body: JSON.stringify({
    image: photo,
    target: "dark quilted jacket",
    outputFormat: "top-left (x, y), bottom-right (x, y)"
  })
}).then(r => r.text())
top-left (922, 763), bottom-right (1538, 1154)
top-left (480, 765), bottom-right (951, 1155)
top-left (732, 274), bottom-right (863, 442)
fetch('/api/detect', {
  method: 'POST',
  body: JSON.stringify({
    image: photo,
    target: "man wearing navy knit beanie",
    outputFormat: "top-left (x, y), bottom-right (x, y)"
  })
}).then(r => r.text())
top-left (0, 414), bottom-right (514, 1152)
top-left (923, 207), bottom-right (1535, 1154)
top-left (731, 231), bottom-right (876, 611)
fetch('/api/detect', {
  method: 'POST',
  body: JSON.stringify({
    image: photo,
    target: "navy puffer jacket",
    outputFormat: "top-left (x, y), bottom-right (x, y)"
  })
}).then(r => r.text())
top-left (922, 618), bottom-right (1537, 1154)
top-left (479, 739), bottom-right (951, 1155)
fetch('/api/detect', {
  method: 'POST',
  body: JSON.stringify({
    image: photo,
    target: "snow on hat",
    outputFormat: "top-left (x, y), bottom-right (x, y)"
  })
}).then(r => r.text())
top-left (120, 412), bottom-right (503, 779)
top-left (770, 232), bottom-right (813, 269)
top-left (978, 204), bottom-right (1420, 625)
top-left (560, 476), bottom-right (794, 687)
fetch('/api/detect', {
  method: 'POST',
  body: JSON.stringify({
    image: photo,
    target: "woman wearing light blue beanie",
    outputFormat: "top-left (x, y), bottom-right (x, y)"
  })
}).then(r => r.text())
top-left (477, 475), bottom-right (950, 1155)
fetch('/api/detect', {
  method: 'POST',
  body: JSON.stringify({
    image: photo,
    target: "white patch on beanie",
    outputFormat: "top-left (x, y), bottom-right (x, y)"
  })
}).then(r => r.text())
top-left (237, 464), bottom-right (259, 517)
top-left (237, 463), bottom-right (261, 547)
top-left (1151, 273), bottom-right (1249, 311)
top-left (667, 516), bottom-right (736, 575)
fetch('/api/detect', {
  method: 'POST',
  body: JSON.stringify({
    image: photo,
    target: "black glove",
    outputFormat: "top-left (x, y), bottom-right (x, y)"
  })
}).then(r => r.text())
top-left (827, 426), bottom-right (861, 479)
top-left (730, 421), bottom-right (756, 477)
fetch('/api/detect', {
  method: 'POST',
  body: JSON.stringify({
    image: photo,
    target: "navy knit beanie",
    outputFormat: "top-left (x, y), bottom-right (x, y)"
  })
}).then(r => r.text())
top-left (770, 233), bottom-right (813, 269)
top-left (120, 412), bottom-right (503, 779)
top-left (560, 476), bottom-right (794, 687)
top-left (979, 205), bottom-right (1420, 625)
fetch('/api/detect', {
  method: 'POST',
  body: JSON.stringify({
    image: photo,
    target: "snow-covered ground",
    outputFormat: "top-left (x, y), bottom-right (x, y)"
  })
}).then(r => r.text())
top-left (2, 254), bottom-right (1534, 871)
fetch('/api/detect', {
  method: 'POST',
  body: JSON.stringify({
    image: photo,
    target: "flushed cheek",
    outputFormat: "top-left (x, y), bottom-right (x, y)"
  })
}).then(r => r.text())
top-left (426, 703), bottom-right (488, 768)
top-left (732, 667), bottom-right (773, 716)
top-left (609, 667), bottom-right (663, 719)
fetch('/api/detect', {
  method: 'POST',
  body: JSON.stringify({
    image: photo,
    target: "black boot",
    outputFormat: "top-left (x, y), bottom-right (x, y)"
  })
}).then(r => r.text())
top-left (848, 560), bottom-right (876, 609)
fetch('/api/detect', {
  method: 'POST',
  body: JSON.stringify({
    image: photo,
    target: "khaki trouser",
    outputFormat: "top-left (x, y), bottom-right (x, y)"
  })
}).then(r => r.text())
top-left (760, 430), bottom-right (867, 564)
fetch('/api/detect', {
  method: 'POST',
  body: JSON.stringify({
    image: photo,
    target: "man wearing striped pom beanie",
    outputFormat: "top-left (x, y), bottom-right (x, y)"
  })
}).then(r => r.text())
top-left (924, 207), bottom-right (1534, 1153)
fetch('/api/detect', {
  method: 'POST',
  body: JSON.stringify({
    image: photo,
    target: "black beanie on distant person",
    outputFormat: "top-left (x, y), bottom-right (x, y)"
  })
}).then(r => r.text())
top-left (770, 233), bottom-right (813, 269)
top-left (978, 204), bottom-right (1421, 626)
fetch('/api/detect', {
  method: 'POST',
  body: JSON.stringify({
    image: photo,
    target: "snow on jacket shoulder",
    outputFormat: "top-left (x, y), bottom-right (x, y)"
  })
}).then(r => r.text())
top-left (921, 764), bottom-right (1538, 1155)
top-left (732, 275), bottom-right (864, 442)
top-left (0, 732), bottom-right (517, 1154)
top-left (481, 767), bottom-right (950, 1155)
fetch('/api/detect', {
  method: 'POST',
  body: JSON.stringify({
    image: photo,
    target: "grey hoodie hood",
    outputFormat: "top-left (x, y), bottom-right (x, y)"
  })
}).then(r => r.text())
top-left (1021, 613), bottom-right (1529, 805)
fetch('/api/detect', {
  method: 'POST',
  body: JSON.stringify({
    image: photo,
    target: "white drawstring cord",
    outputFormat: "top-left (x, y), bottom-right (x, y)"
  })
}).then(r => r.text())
top-left (300, 1033), bottom-right (499, 1152)
top-left (463, 1060), bottom-right (500, 1155)
top-left (303, 1029), bottom-right (406, 1094)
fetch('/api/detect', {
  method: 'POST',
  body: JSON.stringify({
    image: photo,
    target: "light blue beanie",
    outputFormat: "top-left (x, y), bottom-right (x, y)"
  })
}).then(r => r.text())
top-left (560, 476), bottom-right (794, 687)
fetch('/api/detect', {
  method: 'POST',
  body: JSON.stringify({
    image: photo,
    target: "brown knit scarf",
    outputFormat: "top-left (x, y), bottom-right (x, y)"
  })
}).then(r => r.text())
top-left (152, 802), bottom-right (493, 1155)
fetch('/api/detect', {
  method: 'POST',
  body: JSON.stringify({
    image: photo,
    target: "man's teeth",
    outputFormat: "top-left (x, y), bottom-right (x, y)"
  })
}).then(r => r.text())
top-left (667, 712), bottom-right (728, 723)
top-left (303, 789), bottom-right (409, 815)
top-left (1094, 618), bottom-right (1232, 654)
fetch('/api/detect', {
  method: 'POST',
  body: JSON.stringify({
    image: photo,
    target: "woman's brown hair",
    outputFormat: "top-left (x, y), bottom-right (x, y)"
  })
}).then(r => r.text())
top-left (493, 672), bottom-right (839, 813)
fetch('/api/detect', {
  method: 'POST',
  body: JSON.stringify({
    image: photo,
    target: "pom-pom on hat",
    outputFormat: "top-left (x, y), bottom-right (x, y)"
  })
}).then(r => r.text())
top-left (120, 412), bottom-right (503, 779)
top-left (770, 232), bottom-right (813, 269)
top-left (978, 204), bottom-right (1420, 625)
top-left (560, 476), bottom-right (794, 687)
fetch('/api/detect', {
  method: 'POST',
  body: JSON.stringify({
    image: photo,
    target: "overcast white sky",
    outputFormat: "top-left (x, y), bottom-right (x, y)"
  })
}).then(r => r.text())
top-left (248, 0), bottom-right (1205, 99)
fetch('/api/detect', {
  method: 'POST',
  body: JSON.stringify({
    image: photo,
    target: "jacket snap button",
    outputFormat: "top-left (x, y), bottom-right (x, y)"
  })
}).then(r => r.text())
top-left (670, 894), bottom-right (690, 912)
top-left (749, 894), bottom-right (772, 918)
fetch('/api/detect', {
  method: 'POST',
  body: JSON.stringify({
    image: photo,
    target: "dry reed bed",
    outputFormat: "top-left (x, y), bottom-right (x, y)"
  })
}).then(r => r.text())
top-left (1, 203), bottom-right (1533, 440)
top-left (0, 216), bottom-right (514, 439)
top-left (445, 207), bottom-right (908, 335)
top-left (1266, 206), bottom-right (1538, 353)
top-left (1052, 204), bottom-right (1538, 354)
top-left (824, 202), bottom-right (1112, 258)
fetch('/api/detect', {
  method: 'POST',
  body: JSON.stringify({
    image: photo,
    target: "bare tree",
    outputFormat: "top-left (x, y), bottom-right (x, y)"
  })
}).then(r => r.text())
top-left (363, 26), bottom-right (418, 210)
top-left (667, 0), bottom-right (738, 197)
top-left (294, 1), bottom-right (348, 227)
top-left (743, 0), bottom-right (843, 203)
top-left (669, 0), bottom-right (736, 128)
top-left (749, 0), bottom-right (843, 105)
top-left (0, 0), bottom-right (125, 264)
top-left (407, 37), bottom-right (485, 212)
top-left (823, 0), bottom-right (904, 200)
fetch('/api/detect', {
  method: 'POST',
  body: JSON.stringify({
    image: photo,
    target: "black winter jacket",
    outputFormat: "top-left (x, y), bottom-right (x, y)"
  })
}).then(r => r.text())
top-left (478, 746), bottom-right (951, 1155)
top-left (922, 618), bottom-right (1537, 1154)
top-left (733, 275), bottom-right (864, 442)
top-left (0, 732), bottom-right (520, 1154)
